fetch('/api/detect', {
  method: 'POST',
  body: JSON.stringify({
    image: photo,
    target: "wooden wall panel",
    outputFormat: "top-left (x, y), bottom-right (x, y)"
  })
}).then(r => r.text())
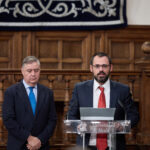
top-left (0, 32), bottom-right (32, 69)
top-left (95, 27), bottom-right (150, 71)
top-left (111, 40), bottom-right (131, 70)
top-left (0, 33), bottom-right (13, 68)
top-left (16, 32), bottom-right (32, 68)
top-left (38, 40), bottom-right (59, 69)
top-left (32, 31), bottom-right (91, 70)
top-left (62, 40), bottom-right (82, 69)
top-left (0, 26), bottom-right (150, 71)
top-left (0, 26), bottom-right (150, 149)
top-left (91, 31), bottom-right (105, 53)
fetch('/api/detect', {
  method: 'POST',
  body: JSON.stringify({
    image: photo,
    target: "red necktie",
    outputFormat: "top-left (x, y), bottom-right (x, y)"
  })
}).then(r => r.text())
top-left (96, 87), bottom-right (107, 150)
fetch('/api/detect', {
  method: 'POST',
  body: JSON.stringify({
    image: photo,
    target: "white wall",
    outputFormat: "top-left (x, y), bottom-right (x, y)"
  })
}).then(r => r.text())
top-left (127, 0), bottom-right (150, 25)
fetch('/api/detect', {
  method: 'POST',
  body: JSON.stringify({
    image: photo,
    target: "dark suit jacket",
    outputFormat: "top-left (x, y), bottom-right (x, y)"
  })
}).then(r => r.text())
top-left (2, 81), bottom-right (57, 150)
top-left (68, 80), bottom-right (139, 150)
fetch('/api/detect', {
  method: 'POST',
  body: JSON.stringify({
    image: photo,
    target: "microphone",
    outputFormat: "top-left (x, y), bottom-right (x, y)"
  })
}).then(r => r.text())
top-left (117, 99), bottom-right (127, 120)
top-left (116, 99), bottom-right (132, 133)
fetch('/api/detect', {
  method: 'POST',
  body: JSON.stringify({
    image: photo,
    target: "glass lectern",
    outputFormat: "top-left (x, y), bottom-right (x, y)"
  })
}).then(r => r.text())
top-left (64, 120), bottom-right (131, 150)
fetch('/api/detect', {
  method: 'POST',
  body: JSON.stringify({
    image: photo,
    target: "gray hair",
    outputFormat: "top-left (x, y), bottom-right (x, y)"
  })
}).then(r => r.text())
top-left (22, 56), bottom-right (40, 68)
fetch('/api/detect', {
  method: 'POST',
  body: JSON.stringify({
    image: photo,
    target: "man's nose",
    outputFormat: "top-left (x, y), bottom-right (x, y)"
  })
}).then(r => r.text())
top-left (31, 70), bottom-right (36, 75)
top-left (98, 66), bottom-right (104, 71)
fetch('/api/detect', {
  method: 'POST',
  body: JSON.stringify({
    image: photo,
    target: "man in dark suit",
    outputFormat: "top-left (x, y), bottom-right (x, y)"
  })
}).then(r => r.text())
top-left (2, 56), bottom-right (57, 150)
top-left (68, 52), bottom-right (139, 150)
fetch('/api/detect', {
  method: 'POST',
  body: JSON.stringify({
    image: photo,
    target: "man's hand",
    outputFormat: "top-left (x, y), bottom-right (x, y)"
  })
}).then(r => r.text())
top-left (77, 122), bottom-right (87, 134)
top-left (115, 122), bottom-right (124, 132)
top-left (27, 135), bottom-right (41, 150)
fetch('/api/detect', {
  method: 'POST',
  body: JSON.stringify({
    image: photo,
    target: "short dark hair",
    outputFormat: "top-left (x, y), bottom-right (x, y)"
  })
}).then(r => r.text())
top-left (90, 52), bottom-right (112, 65)
top-left (22, 56), bottom-right (40, 68)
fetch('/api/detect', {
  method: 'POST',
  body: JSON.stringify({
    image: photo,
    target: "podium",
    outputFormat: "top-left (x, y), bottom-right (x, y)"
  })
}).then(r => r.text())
top-left (64, 120), bottom-right (131, 150)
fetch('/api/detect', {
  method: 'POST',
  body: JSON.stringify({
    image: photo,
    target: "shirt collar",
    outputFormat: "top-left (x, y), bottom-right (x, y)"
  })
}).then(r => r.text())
top-left (94, 78), bottom-right (110, 91)
top-left (23, 79), bottom-right (37, 89)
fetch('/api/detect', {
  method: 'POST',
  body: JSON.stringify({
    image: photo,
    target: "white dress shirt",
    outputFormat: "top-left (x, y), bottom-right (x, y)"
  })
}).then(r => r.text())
top-left (89, 79), bottom-right (110, 146)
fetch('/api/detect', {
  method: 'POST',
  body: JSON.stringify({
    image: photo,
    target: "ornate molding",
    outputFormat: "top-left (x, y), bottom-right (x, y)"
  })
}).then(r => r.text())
top-left (0, 0), bottom-right (127, 30)
top-left (0, 0), bottom-right (118, 18)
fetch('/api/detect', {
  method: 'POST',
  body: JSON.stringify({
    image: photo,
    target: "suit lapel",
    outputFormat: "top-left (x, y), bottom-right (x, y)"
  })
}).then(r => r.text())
top-left (110, 80), bottom-right (119, 108)
top-left (35, 84), bottom-right (45, 116)
top-left (85, 80), bottom-right (93, 107)
top-left (17, 81), bottom-right (34, 116)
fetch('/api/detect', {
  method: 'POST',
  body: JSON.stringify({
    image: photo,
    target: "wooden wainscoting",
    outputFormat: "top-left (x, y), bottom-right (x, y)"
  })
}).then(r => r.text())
top-left (0, 26), bottom-right (150, 71)
top-left (0, 69), bottom-right (142, 149)
top-left (0, 25), bottom-right (150, 148)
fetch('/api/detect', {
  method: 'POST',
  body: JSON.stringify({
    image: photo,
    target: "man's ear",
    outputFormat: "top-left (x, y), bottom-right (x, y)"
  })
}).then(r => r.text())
top-left (90, 65), bottom-right (93, 73)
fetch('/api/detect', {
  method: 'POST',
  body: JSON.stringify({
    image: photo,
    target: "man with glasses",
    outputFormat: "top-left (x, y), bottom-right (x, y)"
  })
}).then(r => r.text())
top-left (68, 52), bottom-right (139, 150)
top-left (2, 56), bottom-right (57, 150)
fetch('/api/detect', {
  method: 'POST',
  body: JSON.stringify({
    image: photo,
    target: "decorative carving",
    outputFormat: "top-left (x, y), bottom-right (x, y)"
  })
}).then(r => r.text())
top-left (0, 0), bottom-right (117, 18)
top-left (0, 69), bottom-right (141, 148)
top-left (135, 41), bottom-right (150, 71)
top-left (48, 75), bottom-right (56, 89)
top-left (141, 41), bottom-right (150, 58)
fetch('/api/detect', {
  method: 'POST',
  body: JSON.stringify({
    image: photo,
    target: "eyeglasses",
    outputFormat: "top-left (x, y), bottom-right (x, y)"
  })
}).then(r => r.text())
top-left (92, 64), bottom-right (110, 69)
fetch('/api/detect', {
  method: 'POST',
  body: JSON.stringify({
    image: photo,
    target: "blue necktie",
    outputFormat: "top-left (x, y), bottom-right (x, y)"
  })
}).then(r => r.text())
top-left (29, 87), bottom-right (36, 115)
